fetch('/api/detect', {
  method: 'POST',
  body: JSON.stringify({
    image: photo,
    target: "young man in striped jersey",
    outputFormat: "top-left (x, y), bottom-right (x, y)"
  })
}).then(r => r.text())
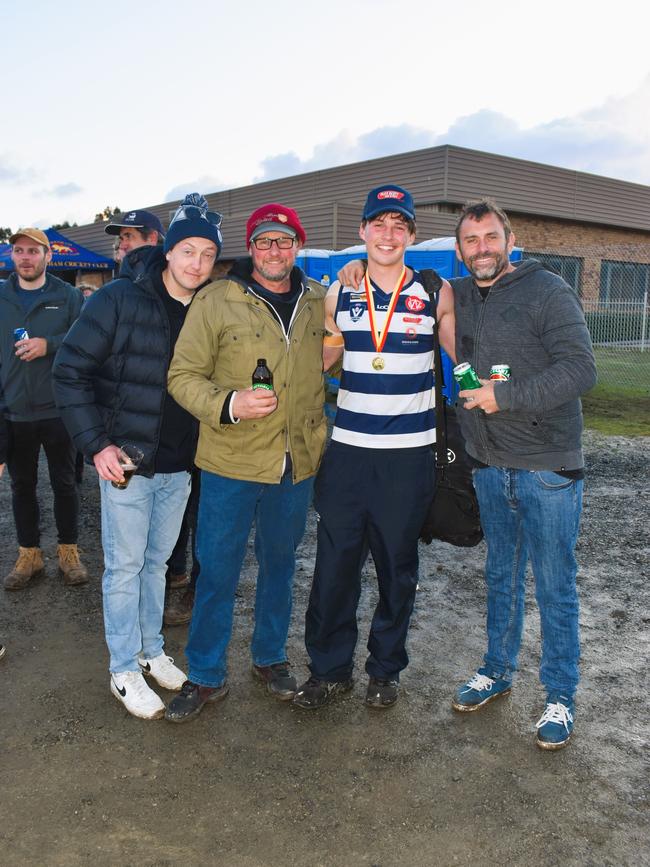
top-left (293, 184), bottom-right (455, 711)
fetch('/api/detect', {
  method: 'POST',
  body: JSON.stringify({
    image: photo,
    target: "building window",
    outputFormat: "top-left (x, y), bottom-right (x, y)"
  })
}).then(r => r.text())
top-left (523, 252), bottom-right (582, 294)
top-left (600, 260), bottom-right (650, 302)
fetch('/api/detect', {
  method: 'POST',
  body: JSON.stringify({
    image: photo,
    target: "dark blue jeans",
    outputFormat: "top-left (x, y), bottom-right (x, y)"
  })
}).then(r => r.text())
top-left (305, 442), bottom-right (435, 682)
top-left (473, 467), bottom-right (583, 698)
top-left (186, 469), bottom-right (314, 688)
top-left (6, 417), bottom-right (78, 547)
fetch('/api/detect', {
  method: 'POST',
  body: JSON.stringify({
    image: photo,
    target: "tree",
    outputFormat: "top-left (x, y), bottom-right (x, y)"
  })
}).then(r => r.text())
top-left (94, 206), bottom-right (121, 223)
top-left (52, 220), bottom-right (78, 231)
top-left (0, 227), bottom-right (13, 244)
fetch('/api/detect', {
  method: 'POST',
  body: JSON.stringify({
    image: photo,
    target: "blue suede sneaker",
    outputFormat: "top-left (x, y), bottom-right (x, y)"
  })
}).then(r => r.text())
top-left (451, 667), bottom-right (512, 713)
top-left (535, 695), bottom-right (574, 750)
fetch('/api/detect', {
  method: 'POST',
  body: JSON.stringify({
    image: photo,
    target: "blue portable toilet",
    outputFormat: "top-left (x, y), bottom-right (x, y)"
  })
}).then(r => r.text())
top-left (295, 248), bottom-right (334, 285)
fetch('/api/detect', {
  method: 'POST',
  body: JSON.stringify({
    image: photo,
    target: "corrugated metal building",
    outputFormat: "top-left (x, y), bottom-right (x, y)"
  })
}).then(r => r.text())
top-left (65, 144), bottom-right (650, 301)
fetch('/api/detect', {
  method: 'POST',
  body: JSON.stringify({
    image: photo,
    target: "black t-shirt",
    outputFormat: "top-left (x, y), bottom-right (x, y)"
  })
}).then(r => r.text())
top-left (153, 277), bottom-right (197, 474)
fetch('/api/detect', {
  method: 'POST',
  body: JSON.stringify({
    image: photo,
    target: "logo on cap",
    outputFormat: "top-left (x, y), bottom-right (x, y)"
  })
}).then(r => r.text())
top-left (378, 190), bottom-right (405, 201)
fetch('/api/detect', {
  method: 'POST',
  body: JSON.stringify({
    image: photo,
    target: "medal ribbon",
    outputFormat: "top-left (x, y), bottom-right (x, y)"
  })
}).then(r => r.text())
top-left (364, 266), bottom-right (407, 354)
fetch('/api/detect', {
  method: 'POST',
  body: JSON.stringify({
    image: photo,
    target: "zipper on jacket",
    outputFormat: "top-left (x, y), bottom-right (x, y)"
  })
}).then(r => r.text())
top-left (472, 284), bottom-right (492, 461)
top-left (245, 283), bottom-right (311, 481)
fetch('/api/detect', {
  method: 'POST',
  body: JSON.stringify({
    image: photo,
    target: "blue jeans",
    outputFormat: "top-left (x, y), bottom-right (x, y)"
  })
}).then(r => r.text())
top-left (473, 467), bottom-right (583, 698)
top-left (186, 470), bottom-right (313, 688)
top-left (100, 472), bottom-right (191, 673)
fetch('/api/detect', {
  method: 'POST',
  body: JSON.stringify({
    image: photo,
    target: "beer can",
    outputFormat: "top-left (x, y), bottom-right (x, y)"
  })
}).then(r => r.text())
top-left (490, 364), bottom-right (511, 382)
top-left (453, 362), bottom-right (482, 390)
top-left (13, 327), bottom-right (29, 341)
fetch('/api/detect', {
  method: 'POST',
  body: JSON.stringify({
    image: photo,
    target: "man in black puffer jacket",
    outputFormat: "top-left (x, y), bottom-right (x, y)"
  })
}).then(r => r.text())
top-left (53, 194), bottom-right (223, 721)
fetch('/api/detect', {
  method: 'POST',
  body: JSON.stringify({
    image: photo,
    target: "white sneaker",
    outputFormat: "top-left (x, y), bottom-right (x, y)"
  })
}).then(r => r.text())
top-left (110, 671), bottom-right (165, 720)
top-left (138, 653), bottom-right (186, 691)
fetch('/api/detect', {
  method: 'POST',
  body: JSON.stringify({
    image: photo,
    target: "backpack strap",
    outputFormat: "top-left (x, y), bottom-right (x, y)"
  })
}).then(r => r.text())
top-left (419, 268), bottom-right (448, 472)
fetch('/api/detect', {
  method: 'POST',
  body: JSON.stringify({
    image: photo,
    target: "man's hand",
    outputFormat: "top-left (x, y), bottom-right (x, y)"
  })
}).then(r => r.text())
top-left (460, 380), bottom-right (500, 414)
top-left (232, 387), bottom-right (278, 420)
top-left (15, 337), bottom-right (47, 362)
top-left (337, 259), bottom-right (366, 289)
top-left (0, 463), bottom-right (4, 478)
top-left (93, 444), bottom-right (126, 483)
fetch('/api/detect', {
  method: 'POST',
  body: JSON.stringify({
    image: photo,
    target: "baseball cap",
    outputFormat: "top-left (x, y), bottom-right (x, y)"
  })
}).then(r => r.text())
top-left (10, 227), bottom-right (50, 249)
top-left (362, 185), bottom-right (415, 222)
top-left (104, 209), bottom-right (164, 237)
top-left (246, 203), bottom-right (306, 247)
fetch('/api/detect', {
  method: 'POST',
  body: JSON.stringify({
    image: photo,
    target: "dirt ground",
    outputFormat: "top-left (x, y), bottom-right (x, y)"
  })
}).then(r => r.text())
top-left (1, 429), bottom-right (648, 867)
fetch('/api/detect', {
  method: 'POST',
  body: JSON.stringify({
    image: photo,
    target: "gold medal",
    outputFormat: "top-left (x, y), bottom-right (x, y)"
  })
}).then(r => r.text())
top-left (372, 356), bottom-right (385, 371)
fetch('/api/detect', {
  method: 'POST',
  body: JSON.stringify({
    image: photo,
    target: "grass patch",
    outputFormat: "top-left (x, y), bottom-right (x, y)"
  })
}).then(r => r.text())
top-left (582, 382), bottom-right (650, 436)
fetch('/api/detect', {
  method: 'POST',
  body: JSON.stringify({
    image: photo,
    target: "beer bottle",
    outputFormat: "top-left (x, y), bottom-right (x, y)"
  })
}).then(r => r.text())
top-left (252, 358), bottom-right (273, 391)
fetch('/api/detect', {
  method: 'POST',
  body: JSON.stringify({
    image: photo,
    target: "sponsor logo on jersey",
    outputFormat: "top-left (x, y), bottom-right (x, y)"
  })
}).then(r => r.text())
top-left (405, 296), bottom-right (426, 312)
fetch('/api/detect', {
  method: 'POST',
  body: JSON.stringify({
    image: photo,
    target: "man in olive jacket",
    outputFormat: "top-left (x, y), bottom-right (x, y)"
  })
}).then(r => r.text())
top-left (166, 203), bottom-right (327, 723)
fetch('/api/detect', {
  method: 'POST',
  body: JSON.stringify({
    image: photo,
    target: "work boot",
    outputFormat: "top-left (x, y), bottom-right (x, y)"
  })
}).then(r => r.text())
top-left (57, 544), bottom-right (89, 586)
top-left (4, 547), bottom-right (44, 591)
top-left (164, 588), bottom-right (194, 626)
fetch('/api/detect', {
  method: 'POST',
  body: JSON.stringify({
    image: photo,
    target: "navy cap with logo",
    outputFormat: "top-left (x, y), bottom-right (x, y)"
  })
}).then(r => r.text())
top-left (104, 209), bottom-right (165, 238)
top-left (362, 184), bottom-right (415, 222)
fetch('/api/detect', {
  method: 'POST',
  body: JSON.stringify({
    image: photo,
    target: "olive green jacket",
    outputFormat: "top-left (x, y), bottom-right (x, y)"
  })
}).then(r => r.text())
top-left (168, 267), bottom-right (327, 484)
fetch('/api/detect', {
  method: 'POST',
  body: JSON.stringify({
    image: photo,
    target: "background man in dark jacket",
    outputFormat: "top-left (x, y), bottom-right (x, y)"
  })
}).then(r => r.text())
top-left (105, 207), bottom-right (198, 624)
top-left (53, 194), bottom-right (222, 721)
top-left (450, 199), bottom-right (597, 751)
top-left (0, 228), bottom-right (87, 590)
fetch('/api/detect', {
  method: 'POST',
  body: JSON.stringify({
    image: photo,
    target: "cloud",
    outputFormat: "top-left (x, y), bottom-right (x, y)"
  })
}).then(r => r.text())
top-left (253, 75), bottom-right (650, 187)
top-left (32, 182), bottom-right (83, 198)
top-left (0, 155), bottom-right (36, 185)
top-left (164, 176), bottom-right (229, 203)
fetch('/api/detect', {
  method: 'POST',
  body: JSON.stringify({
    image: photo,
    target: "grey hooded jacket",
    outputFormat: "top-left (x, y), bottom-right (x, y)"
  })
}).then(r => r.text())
top-left (452, 259), bottom-right (597, 471)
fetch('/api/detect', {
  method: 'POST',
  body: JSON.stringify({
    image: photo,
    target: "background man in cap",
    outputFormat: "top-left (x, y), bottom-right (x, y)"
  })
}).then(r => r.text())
top-left (165, 203), bottom-right (327, 723)
top-left (104, 209), bottom-right (164, 264)
top-left (53, 194), bottom-right (222, 721)
top-left (0, 228), bottom-right (87, 589)
top-left (107, 206), bottom-right (198, 625)
top-left (293, 184), bottom-right (455, 712)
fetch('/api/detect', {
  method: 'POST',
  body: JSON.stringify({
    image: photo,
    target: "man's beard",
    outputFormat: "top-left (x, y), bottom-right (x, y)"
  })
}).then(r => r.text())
top-left (465, 251), bottom-right (509, 282)
top-left (257, 262), bottom-right (292, 283)
top-left (17, 263), bottom-right (46, 283)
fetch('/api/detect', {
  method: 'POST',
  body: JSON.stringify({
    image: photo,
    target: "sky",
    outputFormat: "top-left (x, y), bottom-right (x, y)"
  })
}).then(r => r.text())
top-left (2, 0), bottom-right (650, 231)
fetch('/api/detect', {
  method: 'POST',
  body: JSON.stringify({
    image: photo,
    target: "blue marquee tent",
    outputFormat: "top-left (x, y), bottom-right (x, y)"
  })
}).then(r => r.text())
top-left (0, 228), bottom-right (114, 272)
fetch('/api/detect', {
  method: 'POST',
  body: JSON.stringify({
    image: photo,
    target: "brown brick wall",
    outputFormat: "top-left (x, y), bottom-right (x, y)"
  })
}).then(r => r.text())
top-left (509, 214), bottom-right (650, 301)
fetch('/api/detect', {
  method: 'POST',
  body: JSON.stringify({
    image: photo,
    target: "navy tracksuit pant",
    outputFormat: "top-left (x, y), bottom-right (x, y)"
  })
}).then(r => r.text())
top-left (305, 440), bottom-right (435, 682)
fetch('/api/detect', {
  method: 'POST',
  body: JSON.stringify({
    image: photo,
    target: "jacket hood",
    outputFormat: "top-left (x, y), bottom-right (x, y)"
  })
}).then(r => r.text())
top-left (483, 258), bottom-right (545, 294)
top-left (119, 244), bottom-right (166, 283)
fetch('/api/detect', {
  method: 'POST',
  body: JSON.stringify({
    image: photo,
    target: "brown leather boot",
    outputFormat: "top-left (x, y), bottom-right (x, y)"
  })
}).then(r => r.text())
top-left (164, 588), bottom-right (194, 626)
top-left (4, 547), bottom-right (45, 590)
top-left (57, 544), bottom-right (89, 586)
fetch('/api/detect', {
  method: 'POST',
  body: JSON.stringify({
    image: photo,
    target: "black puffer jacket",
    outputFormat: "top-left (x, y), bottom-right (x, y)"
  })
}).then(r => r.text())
top-left (53, 246), bottom-right (192, 476)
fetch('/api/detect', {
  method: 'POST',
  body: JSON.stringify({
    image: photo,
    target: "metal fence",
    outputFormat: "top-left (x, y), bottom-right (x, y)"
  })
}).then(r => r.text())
top-left (524, 248), bottom-right (650, 390)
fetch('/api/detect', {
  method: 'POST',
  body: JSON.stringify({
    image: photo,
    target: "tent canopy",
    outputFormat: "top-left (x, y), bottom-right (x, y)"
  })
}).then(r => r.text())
top-left (0, 228), bottom-right (114, 271)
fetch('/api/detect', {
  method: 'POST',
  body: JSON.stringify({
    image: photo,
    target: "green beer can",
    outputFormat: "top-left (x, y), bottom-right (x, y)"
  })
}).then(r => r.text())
top-left (453, 362), bottom-right (482, 390)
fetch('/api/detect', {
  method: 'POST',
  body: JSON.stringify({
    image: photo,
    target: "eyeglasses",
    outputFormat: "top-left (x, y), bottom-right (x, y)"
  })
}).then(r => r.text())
top-left (252, 236), bottom-right (295, 250)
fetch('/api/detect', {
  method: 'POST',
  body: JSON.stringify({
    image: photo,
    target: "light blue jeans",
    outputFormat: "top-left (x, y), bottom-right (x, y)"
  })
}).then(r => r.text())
top-left (186, 470), bottom-right (313, 688)
top-left (473, 467), bottom-right (583, 698)
top-left (100, 472), bottom-right (191, 673)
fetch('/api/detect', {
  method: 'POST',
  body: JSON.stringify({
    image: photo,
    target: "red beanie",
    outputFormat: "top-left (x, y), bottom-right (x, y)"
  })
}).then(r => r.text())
top-left (246, 203), bottom-right (306, 247)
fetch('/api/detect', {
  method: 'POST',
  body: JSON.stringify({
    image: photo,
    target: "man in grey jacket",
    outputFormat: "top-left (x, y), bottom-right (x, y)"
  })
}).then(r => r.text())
top-left (450, 199), bottom-right (597, 750)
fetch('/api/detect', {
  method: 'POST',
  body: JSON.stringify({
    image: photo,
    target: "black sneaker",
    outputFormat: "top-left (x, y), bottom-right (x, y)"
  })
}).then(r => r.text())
top-left (365, 677), bottom-right (399, 709)
top-left (165, 680), bottom-right (229, 723)
top-left (292, 676), bottom-right (354, 710)
top-left (252, 662), bottom-right (297, 701)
